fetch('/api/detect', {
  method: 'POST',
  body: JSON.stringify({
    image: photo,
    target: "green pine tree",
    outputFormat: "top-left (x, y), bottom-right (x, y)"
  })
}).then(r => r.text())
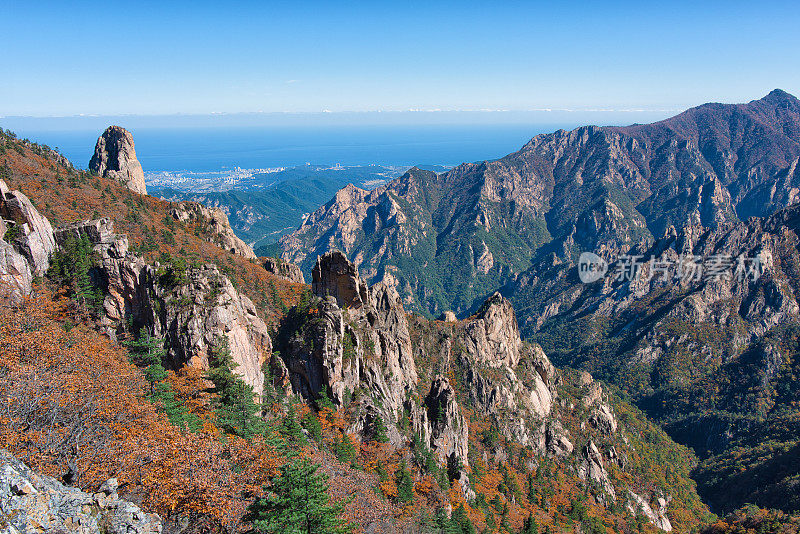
top-left (396, 458), bottom-right (414, 504)
top-left (124, 329), bottom-right (199, 431)
top-left (281, 404), bottom-right (308, 446)
top-left (451, 504), bottom-right (477, 534)
top-left (370, 413), bottom-right (389, 443)
top-left (206, 334), bottom-right (264, 438)
top-left (244, 457), bottom-right (352, 534)
top-left (49, 233), bottom-right (104, 314)
top-left (522, 514), bottom-right (538, 534)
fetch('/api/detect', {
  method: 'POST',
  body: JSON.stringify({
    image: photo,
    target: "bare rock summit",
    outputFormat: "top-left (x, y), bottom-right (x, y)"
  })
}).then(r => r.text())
top-left (89, 126), bottom-right (147, 195)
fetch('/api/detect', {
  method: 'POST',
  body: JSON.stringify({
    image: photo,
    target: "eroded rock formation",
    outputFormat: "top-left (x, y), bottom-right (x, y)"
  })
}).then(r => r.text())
top-left (55, 218), bottom-right (269, 395)
top-left (89, 126), bottom-right (147, 195)
top-left (262, 256), bottom-right (305, 284)
top-left (0, 179), bottom-right (56, 301)
top-left (170, 201), bottom-right (256, 259)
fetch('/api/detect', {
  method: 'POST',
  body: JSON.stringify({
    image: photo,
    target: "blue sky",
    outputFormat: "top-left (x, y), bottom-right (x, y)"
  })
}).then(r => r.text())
top-left (3, 0), bottom-right (799, 117)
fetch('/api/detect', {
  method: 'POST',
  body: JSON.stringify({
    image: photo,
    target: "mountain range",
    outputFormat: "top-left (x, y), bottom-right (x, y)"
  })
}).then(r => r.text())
top-left (279, 89), bottom-right (800, 512)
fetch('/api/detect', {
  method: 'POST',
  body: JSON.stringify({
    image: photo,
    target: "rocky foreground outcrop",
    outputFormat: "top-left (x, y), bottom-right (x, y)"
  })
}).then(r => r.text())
top-left (0, 179), bottom-right (56, 302)
top-left (89, 126), bottom-right (147, 195)
top-left (171, 201), bottom-right (256, 259)
top-left (0, 449), bottom-right (161, 534)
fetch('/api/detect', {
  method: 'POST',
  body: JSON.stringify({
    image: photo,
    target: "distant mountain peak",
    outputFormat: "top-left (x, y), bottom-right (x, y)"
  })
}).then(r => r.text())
top-left (759, 88), bottom-right (798, 104)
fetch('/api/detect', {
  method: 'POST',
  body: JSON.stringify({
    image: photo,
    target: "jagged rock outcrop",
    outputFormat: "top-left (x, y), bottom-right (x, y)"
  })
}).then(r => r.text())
top-left (58, 218), bottom-right (269, 395)
top-left (280, 253), bottom-right (417, 421)
top-left (424, 376), bottom-right (469, 465)
top-left (578, 440), bottom-right (616, 502)
top-left (0, 179), bottom-right (56, 302)
top-left (89, 126), bottom-right (147, 195)
top-left (0, 449), bottom-right (161, 534)
top-left (262, 256), bottom-right (305, 284)
top-left (0, 179), bottom-right (55, 276)
top-left (438, 310), bottom-right (457, 322)
top-left (170, 201), bottom-right (256, 259)
top-left (311, 250), bottom-right (369, 308)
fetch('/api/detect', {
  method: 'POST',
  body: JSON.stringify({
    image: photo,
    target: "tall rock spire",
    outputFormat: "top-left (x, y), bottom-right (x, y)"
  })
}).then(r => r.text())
top-left (89, 125), bottom-right (147, 195)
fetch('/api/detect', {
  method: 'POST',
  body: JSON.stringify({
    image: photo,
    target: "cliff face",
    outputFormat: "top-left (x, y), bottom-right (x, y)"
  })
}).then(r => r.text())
top-left (0, 450), bottom-right (161, 534)
top-left (525, 202), bottom-right (800, 512)
top-left (89, 126), bottom-right (147, 195)
top-left (262, 256), bottom-right (305, 284)
top-left (0, 179), bottom-right (56, 302)
top-left (54, 217), bottom-right (270, 395)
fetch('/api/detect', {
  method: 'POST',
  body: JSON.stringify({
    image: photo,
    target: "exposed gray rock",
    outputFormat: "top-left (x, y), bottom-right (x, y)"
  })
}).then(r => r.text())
top-left (627, 490), bottom-right (673, 532)
top-left (425, 375), bottom-right (469, 466)
top-left (66, 219), bottom-right (269, 395)
top-left (262, 256), bottom-right (305, 284)
top-left (170, 201), bottom-right (255, 259)
top-left (578, 440), bottom-right (616, 502)
top-left (89, 126), bottom-right (147, 195)
top-left (438, 310), bottom-right (457, 322)
top-left (0, 239), bottom-right (32, 303)
top-left (0, 179), bottom-right (55, 276)
top-left (0, 449), bottom-right (161, 534)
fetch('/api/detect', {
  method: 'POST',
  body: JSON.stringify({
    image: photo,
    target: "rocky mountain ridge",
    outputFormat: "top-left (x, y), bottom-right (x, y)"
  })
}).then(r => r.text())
top-left (271, 250), bottom-right (710, 530)
top-left (280, 90), bottom-right (800, 321)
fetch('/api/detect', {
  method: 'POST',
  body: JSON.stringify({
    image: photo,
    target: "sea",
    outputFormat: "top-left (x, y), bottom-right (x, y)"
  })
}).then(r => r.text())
top-left (4, 109), bottom-right (673, 174)
top-left (8, 124), bottom-right (566, 173)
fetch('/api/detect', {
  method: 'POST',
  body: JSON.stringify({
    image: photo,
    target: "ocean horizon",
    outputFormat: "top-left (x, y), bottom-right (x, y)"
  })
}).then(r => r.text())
top-left (5, 124), bottom-right (575, 173)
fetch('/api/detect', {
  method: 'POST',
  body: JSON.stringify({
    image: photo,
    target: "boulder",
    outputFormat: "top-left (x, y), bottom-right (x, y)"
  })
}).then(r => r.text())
top-left (89, 126), bottom-right (147, 195)
top-left (0, 449), bottom-right (161, 534)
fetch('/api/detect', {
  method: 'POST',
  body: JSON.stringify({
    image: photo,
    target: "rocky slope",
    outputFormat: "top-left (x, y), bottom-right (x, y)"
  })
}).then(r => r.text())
top-left (89, 126), bottom-right (147, 195)
top-left (170, 201), bottom-right (256, 258)
top-left (55, 217), bottom-right (269, 394)
top-left (1, 449), bottom-right (161, 534)
top-left (271, 251), bottom-right (712, 531)
top-left (525, 202), bottom-right (800, 512)
top-left (280, 90), bottom-right (800, 320)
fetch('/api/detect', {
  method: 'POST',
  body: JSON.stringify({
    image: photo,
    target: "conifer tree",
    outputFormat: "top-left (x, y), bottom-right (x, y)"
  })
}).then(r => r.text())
top-left (522, 514), bottom-right (539, 534)
top-left (49, 234), bottom-right (103, 314)
top-left (124, 328), bottom-right (199, 431)
top-left (370, 413), bottom-right (389, 443)
top-left (396, 458), bottom-right (414, 504)
top-left (451, 504), bottom-right (477, 534)
top-left (280, 403), bottom-right (308, 446)
top-left (244, 457), bottom-right (352, 534)
top-left (206, 334), bottom-right (263, 438)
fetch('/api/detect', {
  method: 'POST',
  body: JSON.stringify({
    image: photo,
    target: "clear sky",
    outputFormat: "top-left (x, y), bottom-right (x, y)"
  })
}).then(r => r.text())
top-left (3, 0), bottom-right (799, 117)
